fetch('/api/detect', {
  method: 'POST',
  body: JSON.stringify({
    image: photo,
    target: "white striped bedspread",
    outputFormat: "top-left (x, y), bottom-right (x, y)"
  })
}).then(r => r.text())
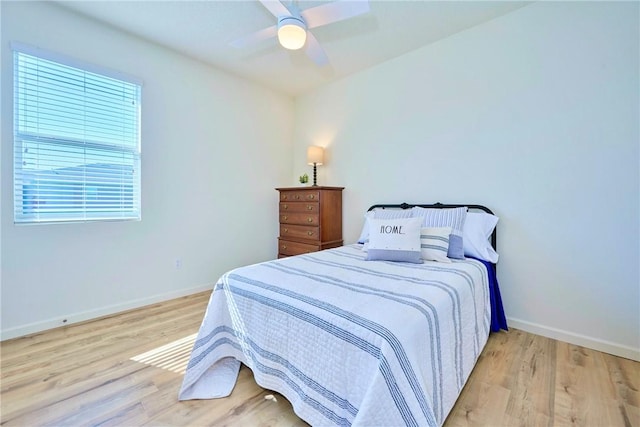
top-left (179, 244), bottom-right (491, 427)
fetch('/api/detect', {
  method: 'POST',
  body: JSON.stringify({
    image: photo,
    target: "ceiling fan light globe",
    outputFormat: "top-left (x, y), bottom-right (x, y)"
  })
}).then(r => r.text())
top-left (277, 17), bottom-right (307, 50)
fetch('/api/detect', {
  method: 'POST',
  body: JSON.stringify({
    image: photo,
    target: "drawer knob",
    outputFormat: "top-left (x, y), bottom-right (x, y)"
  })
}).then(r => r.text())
top-left (307, 231), bottom-right (314, 236)
top-left (295, 195), bottom-right (300, 199)
top-left (283, 204), bottom-right (288, 210)
top-left (307, 217), bottom-right (313, 223)
top-left (282, 245), bottom-right (287, 250)
top-left (282, 195), bottom-right (287, 200)
top-left (284, 228), bottom-right (288, 233)
top-left (307, 205), bottom-right (313, 210)
top-left (308, 194), bottom-right (315, 200)
top-left (283, 215), bottom-right (288, 221)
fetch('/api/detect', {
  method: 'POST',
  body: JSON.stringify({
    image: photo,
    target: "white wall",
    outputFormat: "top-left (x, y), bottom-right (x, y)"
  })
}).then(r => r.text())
top-left (1, 1), bottom-right (294, 339)
top-left (293, 2), bottom-right (639, 360)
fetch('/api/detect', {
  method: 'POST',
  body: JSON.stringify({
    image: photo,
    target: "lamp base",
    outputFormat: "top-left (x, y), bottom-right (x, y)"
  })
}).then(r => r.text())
top-left (312, 164), bottom-right (318, 186)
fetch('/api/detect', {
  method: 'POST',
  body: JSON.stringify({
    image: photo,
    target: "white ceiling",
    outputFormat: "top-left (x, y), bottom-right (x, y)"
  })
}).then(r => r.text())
top-left (56, 0), bottom-right (530, 97)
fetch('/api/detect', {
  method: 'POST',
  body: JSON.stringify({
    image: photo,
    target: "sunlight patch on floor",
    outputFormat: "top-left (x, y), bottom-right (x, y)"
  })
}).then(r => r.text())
top-left (130, 333), bottom-right (197, 374)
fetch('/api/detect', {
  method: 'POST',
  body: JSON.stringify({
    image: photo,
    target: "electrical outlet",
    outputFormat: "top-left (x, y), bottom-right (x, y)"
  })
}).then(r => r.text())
top-left (175, 258), bottom-right (182, 270)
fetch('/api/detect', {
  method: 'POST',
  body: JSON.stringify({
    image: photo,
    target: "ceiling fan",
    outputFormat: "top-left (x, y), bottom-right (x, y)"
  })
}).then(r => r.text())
top-left (230, 0), bottom-right (370, 66)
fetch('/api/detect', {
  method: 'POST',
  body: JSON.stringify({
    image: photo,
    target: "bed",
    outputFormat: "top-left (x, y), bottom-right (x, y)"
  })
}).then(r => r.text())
top-left (179, 203), bottom-right (507, 426)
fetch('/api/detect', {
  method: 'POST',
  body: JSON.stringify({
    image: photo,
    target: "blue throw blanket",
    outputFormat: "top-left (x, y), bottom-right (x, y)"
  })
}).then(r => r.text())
top-left (472, 258), bottom-right (508, 332)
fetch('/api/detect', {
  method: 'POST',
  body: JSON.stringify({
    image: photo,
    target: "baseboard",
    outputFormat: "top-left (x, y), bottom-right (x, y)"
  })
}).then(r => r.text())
top-left (0, 284), bottom-right (213, 341)
top-left (507, 317), bottom-right (640, 362)
top-left (5, 296), bottom-right (637, 361)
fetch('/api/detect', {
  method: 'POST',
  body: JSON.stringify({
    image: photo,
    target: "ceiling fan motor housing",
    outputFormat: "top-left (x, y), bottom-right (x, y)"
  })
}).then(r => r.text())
top-left (277, 16), bottom-right (307, 50)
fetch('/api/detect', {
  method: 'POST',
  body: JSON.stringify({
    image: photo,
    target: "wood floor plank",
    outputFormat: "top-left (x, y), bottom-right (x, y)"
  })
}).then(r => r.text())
top-left (554, 342), bottom-right (639, 427)
top-left (1, 320), bottom-right (203, 415)
top-left (1, 312), bottom-right (202, 385)
top-left (1, 291), bottom-right (638, 427)
top-left (504, 332), bottom-right (556, 426)
top-left (1, 293), bottom-right (205, 361)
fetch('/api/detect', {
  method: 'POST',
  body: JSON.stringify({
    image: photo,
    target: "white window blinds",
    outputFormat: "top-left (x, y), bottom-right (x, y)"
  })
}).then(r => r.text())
top-left (13, 47), bottom-right (141, 223)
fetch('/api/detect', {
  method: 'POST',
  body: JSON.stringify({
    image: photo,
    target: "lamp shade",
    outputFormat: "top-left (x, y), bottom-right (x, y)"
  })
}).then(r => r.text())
top-left (277, 17), bottom-right (307, 50)
top-left (307, 146), bottom-right (324, 165)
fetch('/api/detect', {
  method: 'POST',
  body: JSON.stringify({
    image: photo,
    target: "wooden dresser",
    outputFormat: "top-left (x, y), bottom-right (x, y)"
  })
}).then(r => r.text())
top-left (276, 186), bottom-right (344, 258)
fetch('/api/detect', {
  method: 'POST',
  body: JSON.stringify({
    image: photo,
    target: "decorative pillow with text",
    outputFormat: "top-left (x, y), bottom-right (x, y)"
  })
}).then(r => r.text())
top-left (365, 217), bottom-right (423, 263)
top-left (357, 208), bottom-right (414, 244)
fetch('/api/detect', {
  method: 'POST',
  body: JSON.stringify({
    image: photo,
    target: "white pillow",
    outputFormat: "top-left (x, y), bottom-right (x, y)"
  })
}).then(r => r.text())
top-left (357, 211), bottom-right (374, 244)
top-left (365, 217), bottom-right (423, 263)
top-left (463, 212), bottom-right (499, 263)
top-left (420, 227), bottom-right (452, 263)
top-left (357, 208), bottom-right (413, 244)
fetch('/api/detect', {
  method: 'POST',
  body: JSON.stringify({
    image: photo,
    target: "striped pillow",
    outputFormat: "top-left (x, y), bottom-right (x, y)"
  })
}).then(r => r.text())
top-left (420, 227), bottom-right (452, 263)
top-left (412, 206), bottom-right (468, 259)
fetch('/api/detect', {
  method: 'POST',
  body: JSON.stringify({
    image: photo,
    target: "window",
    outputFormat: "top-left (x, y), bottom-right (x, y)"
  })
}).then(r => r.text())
top-left (13, 45), bottom-right (141, 224)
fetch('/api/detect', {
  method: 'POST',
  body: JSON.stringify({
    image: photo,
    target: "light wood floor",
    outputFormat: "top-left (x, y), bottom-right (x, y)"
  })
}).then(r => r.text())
top-left (1, 291), bottom-right (638, 426)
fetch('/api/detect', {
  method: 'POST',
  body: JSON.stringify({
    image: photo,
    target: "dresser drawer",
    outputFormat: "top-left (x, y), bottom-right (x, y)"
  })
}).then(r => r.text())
top-left (278, 239), bottom-right (319, 256)
top-left (280, 202), bottom-right (318, 213)
top-left (280, 224), bottom-right (320, 242)
top-left (279, 212), bottom-right (319, 226)
top-left (279, 190), bottom-right (320, 202)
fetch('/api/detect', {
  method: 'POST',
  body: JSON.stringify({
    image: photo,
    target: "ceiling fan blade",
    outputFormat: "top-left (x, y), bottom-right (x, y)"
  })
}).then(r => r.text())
top-left (304, 31), bottom-right (329, 67)
top-left (301, 0), bottom-right (370, 29)
top-left (230, 25), bottom-right (277, 49)
top-left (259, 0), bottom-right (292, 18)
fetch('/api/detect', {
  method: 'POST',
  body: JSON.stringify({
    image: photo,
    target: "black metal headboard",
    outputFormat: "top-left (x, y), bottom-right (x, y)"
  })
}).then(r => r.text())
top-left (367, 202), bottom-right (497, 250)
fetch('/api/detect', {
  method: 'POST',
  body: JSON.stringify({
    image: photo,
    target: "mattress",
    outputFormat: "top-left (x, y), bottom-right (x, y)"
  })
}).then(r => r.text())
top-left (179, 244), bottom-right (492, 426)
